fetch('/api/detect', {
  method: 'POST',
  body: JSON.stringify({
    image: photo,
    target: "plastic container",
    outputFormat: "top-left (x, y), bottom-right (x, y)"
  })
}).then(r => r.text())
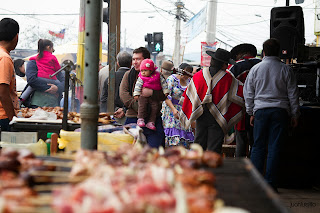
top-left (58, 130), bottom-right (134, 152)
top-left (0, 139), bottom-right (47, 156)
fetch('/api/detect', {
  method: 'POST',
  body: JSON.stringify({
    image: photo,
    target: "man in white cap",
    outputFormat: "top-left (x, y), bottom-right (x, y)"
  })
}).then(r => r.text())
top-left (180, 48), bottom-right (245, 153)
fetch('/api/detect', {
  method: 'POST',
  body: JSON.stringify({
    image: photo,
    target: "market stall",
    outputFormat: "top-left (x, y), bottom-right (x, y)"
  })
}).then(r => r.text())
top-left (9, 107), bottom-right (114, 141)
top-left (10, 119), bottom-right (80, 141)
top-left (0, 145), bottom-right (290, 213)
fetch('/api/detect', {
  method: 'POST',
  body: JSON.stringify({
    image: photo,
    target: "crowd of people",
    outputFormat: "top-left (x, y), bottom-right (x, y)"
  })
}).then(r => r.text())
top-left (0, 17), bottom-right (300, 193)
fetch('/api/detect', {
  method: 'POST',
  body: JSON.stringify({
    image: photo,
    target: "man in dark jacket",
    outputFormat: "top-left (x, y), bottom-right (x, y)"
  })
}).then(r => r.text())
top-left (100, 51), bottom-right (132, 124)
top-left (119, 47), bottom-right (165, 148)
top-left (228, 43), bottom-right (261, 157)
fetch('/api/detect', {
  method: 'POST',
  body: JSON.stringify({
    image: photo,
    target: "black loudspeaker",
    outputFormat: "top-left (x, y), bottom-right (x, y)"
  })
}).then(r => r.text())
top-left (270, 6), bottom-right (305, 59)
top-left (290, 63), bottom-right (320, 104)
top-left (297, 46), bottom-right (320, 63)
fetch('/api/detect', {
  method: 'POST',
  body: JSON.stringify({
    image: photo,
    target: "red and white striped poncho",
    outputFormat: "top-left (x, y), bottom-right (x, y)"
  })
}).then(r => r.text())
top-left (179, 67), bottom-right (245, 135)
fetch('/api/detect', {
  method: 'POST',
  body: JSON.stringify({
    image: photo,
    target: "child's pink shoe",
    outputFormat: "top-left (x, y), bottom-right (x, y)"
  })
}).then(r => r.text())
top-left (146, 122), bottom-right (156, 131)
top-left (137, 118), bottom-right (145, 127)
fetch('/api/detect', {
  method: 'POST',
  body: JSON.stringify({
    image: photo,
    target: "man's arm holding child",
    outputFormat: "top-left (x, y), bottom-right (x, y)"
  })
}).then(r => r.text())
top-left (133, 77), bottom-right (144, 100)
top-left (119, 71), bottom-right (138, 112)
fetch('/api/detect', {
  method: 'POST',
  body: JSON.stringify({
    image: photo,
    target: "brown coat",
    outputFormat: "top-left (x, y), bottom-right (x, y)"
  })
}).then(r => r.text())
top-left (119, 70), bottom-right (139, 117)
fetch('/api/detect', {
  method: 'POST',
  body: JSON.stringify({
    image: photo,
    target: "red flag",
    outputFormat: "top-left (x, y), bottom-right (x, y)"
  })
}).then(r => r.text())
top-left (48, 29), bottom-right (65, 39)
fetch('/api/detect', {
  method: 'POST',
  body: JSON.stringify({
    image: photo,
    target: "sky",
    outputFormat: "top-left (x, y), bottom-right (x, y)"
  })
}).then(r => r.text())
top-left (0, 0), bottom-right (318, 62)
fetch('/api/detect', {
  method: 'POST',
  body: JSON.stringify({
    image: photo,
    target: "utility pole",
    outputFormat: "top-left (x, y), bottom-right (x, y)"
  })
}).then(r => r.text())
top-left (76, 0), bottom-right (85, 84)
top-left (206, 0), bottom-right (217, 44)
top-left (80, 0), bottom-right (102, 150)
top-left (124, 29), bottom-right (127, 51)
top-left (116, 1), bottom-right (121, 56)
top-left (107, 0), bottom-right (121, 114)
top-left (315, 0), bottom-right (320, 46)
top-left (173, 1), bottom-right (184, 67)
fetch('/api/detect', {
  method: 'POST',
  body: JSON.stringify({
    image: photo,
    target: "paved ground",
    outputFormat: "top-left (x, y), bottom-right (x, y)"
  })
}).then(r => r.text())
top-left (221, 147), bottom-right (320, 213)
top-left (278, 187), bottom-right (320, 213)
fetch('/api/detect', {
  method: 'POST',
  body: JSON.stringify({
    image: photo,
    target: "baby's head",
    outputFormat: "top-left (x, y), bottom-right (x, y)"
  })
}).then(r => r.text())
top-left (140, 59), bottom-right (157, 77)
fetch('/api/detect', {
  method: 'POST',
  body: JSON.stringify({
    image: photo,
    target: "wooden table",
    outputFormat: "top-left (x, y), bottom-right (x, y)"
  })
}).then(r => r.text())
top-left (209, 158), bottom-right (291, 213)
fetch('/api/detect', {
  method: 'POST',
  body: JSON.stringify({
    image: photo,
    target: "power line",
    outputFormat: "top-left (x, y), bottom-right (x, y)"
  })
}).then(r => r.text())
top-left (122, 10), bottom-right (158, 13)
top-left (0, 10), bottom-right (158, 15)
top-left (0, 8), bottom-right (77, 28)
top-left (217, 19), bottom-right (267, 27)
top-left (223, 24), bottom-right (268, 38)
top-left (217, 0), bottom-right (317, 9)
top-left (215, 37), bottom-right (235, 49)
top-left (302, 1), bottom-right (317, 9)
top-left (216, 29), bottom-right (245, 44)
top-left (184, 7), bottom-right (195, 16)
top-left (143, 0), bottom-right (175, 21)
top-left (144, 0), bottom-right (175, 16)
top-left (163, 0), bottom-right (176, 3)
top-left (213, 1), bottom-right (276, 8)
top-left (0, 7), bottom-right (78, 15)
top-left (0, 13), bottom-right (78, 15)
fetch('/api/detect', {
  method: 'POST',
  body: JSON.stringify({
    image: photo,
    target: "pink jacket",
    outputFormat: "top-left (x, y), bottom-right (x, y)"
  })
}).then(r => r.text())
top-left (139, 71), bottom-right (162, 90)
top-left (29, 51), bottom-right (60, 80)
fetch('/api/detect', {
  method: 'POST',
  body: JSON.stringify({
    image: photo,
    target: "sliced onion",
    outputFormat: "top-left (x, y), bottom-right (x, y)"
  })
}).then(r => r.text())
top-left (190, 143), bottom-right (204, 157)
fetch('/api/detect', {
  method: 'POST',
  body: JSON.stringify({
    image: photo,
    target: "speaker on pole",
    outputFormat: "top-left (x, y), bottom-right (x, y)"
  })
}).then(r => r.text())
top-left (270, 6), bottom-right (305, 59)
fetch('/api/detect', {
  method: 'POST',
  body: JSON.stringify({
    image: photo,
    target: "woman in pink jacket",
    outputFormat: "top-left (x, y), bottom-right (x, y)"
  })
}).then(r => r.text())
top-left (20, 39), bottom-right (61, 103)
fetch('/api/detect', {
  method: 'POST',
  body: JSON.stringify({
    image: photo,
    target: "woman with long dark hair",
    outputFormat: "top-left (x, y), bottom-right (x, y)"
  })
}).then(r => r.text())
top-left (22, 39), bottom-right (65, 107)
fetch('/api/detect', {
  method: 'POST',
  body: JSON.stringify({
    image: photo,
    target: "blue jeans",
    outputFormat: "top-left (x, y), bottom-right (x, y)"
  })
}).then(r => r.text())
top-left (125, 116), bottom-right (165, 148)
top-left (21, 78), bottom-right (60, 100)
top-left (0, 118), bottom-right (10, 131)
top-left (250, 108), bottom-right (288, 189)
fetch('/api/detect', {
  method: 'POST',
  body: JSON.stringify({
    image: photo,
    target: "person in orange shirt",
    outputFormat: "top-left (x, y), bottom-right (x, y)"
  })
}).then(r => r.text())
top-left (0, 18), bottom-right (20, 131)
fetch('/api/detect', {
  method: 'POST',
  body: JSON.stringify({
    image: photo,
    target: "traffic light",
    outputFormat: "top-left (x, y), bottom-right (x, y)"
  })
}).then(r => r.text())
top-left (103, 7), bottom-right (109, 24)
top-left (145, 33), bottom-right (153, 53)
top-left (103, 0), bottom-right (109, 24)
top-left (145, 33), bottom-right (153, 43)
top-left (153, 32), bottom-right (163, 52)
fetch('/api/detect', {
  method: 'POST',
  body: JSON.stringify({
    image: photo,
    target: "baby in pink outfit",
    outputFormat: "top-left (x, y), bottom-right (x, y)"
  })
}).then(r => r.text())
top-left (133, 59), bottom-right (169, 130)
